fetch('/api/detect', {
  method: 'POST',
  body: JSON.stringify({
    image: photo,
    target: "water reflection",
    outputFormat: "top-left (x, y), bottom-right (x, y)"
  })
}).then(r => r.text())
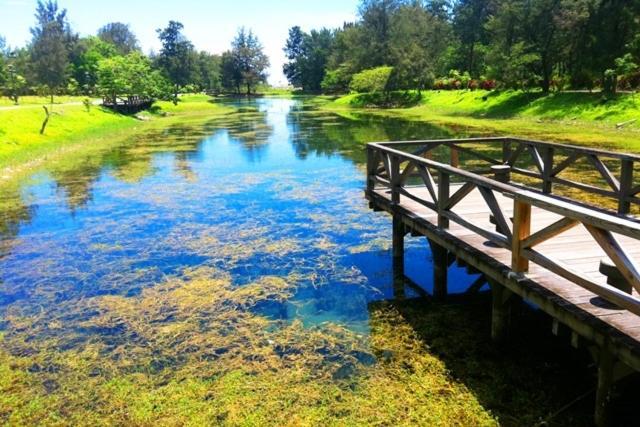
top-left (0, 98), bottom-right (495, 424)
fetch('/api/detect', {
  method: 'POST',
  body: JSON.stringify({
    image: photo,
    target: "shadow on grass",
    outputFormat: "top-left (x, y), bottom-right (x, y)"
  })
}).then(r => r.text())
top-left (369, 294), bottom-right (639, 426)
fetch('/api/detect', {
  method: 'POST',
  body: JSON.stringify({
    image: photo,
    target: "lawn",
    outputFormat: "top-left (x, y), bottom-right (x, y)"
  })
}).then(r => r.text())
top-left (325, 90), bottom-right (640, 150)
top-left (0, 94), bottom-right (234, 175)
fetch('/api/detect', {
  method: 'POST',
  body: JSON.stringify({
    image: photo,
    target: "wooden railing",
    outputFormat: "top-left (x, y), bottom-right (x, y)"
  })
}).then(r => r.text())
top-left (366, 138), bottom-right (640, 316)
top-left (371, 136), bottom-right (640, 215)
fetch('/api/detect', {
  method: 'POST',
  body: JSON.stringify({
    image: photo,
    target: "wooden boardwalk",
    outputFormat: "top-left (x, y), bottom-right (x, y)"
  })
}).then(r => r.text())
top-left (365, 137), bottom-right (640, 426)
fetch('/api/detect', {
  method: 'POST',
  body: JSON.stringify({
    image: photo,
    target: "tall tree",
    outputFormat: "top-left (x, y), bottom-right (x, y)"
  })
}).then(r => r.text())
top-left (452, 0), bottom-right (492, 76)
top-left (29, 0), bottom-right (73, 102)
top-left (389, 2), bottom-right (451, 91)
top-left (194, 51), bottom-right (222, 93)
top-left (230, 28), bottom-right (270, 95)
top-left (221, 50), bottom-right (242, 93)
top-left (97, 22), bottom-right (140, 55)
top-left (0, 36), bottom-right (6, 85)
top-left (283, 27), bottom-right (334, 92)
top-left (69, 36), bottom-right (118, 94)
top-left (283, 26), bottom-right (306, 88)
top-left (358, 0), bottom-right (403, 68)
top-left (156, 21), bottom-right (196, 101)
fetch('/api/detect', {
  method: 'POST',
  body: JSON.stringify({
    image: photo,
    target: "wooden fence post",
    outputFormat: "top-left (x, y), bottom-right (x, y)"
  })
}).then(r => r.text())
top-left (542, 146), bottom-right (554, 194)
top-left (366, 146), bottom-right (375, 193)
top-left (437, 171), bottom-right (450, 228)
top-left (391, 155), bottom-right (401, 205)
top-left (618, 159), bottom-right (633, 215)
top-left (511, 199), bottom-right (531, 273)
top-left (428, 239), bottom-right (448, 299)
top-left (502, 139), bottom-right (512, 164)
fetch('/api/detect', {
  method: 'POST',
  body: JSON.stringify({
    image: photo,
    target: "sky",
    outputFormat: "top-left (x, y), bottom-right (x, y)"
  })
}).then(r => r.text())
top-left (0, 0), bottom-right (359, 85)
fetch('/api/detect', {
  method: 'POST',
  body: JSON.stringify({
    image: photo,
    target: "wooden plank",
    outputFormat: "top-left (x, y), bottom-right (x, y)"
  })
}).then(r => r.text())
top-left (478, 186), bottom-right (513, 240)
top-left (587, 154), bottom-right (620, 192)
top-left (551, 151), bottom-right (582, 177)
top-left (522, 217), bottom-right (580, 249)
top-left (416, 164), bottom-right (438, 204)
top-left (445, 182), bottom-right (476, 210)
top-left (585, 225), bottom-right (640, 294)
top-left (523, 248), bottom-right (640, 316)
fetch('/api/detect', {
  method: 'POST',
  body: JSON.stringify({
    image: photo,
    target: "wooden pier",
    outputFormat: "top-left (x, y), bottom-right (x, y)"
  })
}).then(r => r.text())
top-left (365, 137), bottom-right (640, 426)
top-left (102, 95), bottom-right (153, 114)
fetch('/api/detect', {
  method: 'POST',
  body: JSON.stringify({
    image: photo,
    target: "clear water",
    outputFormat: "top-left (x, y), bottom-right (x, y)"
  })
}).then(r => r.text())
top-left (0, 98), bottom-right (476, 330)
top-left (0, 98), bottom-right (488, 423)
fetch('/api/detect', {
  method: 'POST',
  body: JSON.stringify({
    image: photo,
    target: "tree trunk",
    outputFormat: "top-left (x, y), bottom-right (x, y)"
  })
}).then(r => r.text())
top-left (246, 83), bottom-right (251, 96)
top-left (40, 106), bottom-right (50, 135)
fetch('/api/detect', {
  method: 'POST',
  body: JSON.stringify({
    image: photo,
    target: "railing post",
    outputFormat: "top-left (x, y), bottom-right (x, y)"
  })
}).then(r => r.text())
top-left (511, 199), bottom-right (531, 273)
top-left (391, 154), bottom-right (400, 205)
top-left (502, 139), bottom-right (512, 164)
top-left (542, 146), bottom-right (554, 194)
top-left (491, 165), bottom-right (511, 184)
top-left (450, 146), bottom-right (459, 168)
top-left (366, 146), bottom-right (375, 193)
top-left (618, 159), bottom-right (633, 215)
top-left (437, 171), bottom-right (450, 228)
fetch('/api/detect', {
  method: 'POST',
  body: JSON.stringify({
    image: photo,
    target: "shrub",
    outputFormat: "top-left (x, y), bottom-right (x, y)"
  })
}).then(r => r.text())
top-left (321, 65), bottom-right (352, 94)
top-left (349, 66), bottom-right (394, 93)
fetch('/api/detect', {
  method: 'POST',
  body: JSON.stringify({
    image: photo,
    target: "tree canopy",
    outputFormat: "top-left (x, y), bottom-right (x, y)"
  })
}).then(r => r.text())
top-left (97, 22), bottom-right (140, 55)
top-left (282, 0), bottom-right (640, 95)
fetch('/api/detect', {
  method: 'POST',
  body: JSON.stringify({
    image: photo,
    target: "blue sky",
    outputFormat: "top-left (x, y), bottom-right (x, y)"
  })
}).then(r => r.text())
top-left (0, 0), bottom-right (359, 85)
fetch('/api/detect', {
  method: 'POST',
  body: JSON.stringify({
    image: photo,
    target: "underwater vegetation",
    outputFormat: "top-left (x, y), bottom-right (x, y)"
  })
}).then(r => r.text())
top-left (0, 98), bottom-right (612, 425)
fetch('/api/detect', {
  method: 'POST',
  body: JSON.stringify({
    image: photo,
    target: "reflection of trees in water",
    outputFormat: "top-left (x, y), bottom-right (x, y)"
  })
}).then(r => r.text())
top-left (218, 111), bottom-right (274, 162)
top-left (286, 110), bottom-right (454, 164)
top-left (0, 121), bottom-right (221, 241)
top-left (0, 188), bottom-right (34, 258)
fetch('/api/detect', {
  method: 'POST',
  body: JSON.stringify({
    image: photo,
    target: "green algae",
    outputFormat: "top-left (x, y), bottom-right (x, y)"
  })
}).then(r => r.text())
top-left (0, 268), bottom-right (498, 426)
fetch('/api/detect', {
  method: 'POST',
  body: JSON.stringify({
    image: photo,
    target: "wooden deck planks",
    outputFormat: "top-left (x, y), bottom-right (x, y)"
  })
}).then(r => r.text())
top-left (372, 184), bottom-right (640, 347)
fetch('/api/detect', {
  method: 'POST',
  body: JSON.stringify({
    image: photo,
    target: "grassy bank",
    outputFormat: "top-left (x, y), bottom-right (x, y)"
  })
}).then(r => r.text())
top-left (0, 94), bottom-right (234, 178)
top-left (324, 90), bottom-right (640, 150)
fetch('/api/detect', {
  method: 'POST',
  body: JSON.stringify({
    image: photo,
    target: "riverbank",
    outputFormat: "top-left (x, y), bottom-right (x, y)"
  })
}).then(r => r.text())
top-left (319, 90), bottom-right (640, 150)
top-left (0, 94), bottom-right (235, 180)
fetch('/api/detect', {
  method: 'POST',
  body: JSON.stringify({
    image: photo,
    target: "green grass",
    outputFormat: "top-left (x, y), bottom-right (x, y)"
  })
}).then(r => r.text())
top-left (0, 94), bottom-right (234, 175)
top-left (0, 95), bottom-right (96, 106)
top-left (325, 90), bottom-right (640, 150)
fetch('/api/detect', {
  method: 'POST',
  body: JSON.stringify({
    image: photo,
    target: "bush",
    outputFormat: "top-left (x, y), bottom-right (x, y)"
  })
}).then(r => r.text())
top-left (321, 65), bottom-right (352, 94)
top-left (349, 66), bottom-right (394, 93)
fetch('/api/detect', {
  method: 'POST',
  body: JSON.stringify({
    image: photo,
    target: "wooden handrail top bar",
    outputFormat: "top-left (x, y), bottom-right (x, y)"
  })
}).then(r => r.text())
top-left (368, 141), bottom-right (640, 238)
top-left (368, 142), bottom-right (517, 194)
top-left (373, 136), bottom-right (640, 162)
top-left (510, 190), bottom-right (640, 239)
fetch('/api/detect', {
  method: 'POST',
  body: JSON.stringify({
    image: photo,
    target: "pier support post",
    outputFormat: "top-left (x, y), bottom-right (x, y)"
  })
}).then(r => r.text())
top-left (489, 281), bottom-right (514, 343)
top-left (595, 345), bottom-right (615, 427)
top-left (427, 239), bottom-right (448, 299)
top-left (392, 215), bottom-right (405, 298)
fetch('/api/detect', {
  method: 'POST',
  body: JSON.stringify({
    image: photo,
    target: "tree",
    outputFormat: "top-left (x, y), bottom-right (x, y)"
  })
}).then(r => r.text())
top-left (70, 36), bottom-right (118, 95)
top-left (230, 28), bottom-right (270, 95)
top-left (283, 26), bottom-right (306, 88)
top-left (221, 50), bottom-right (242, 93)
top-left (97, 52), bottom-right (169, 103)
top-left (97, 22), bottom-right (139, 55)
top-left (156, 21), bottom-right (196, 101)
top-left (30, 0), bottom-right (74, 102)
top-left (194, 51), bottom-right (222, 93)
top-left (452, 0), bottom-right (492, 76)
top-left (0, 36), bottom-right (6, 86)
top-left (389, 3), bottom-right (451, 92)
top-left (283, 27), bottom-right (334, 92)
top-left (357, 0), bottom-right (403, 68)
